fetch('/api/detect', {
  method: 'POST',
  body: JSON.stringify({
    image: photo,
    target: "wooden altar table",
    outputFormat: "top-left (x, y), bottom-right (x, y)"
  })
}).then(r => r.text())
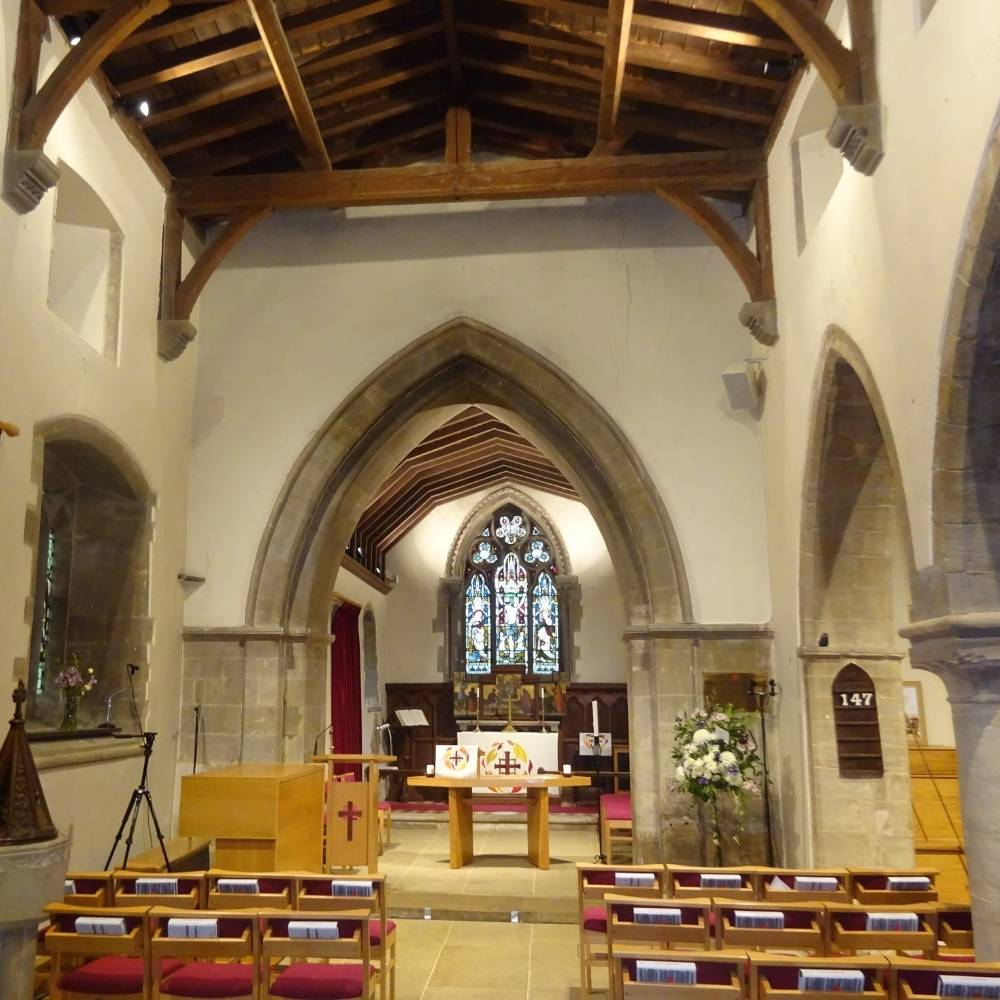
top-left (407, 773), bottom-right (590, 869)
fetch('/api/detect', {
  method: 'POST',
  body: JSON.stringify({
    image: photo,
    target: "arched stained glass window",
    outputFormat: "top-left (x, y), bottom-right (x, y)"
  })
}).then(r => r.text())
top-left (465, 573), bottom-right (492, 675)
top-left (462, 504), bottom-right (560, 676)
top-left (532, 573), bottom-right (559, 674)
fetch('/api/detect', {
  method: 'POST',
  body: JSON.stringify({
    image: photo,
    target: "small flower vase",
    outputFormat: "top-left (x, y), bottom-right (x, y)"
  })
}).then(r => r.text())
top-left (59, 689), bottom-right (80, 732)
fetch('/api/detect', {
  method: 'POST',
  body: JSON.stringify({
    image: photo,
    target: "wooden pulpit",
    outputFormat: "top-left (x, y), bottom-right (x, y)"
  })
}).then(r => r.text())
top-left (312, 753), bottom-right (395, 872)
top-left (178, 763), bottom-right (324, 871)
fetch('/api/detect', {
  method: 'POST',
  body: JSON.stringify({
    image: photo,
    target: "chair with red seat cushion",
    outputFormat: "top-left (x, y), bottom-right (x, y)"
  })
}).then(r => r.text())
top-left (295, 875), bottom-right (395, 1000)
top-left (148, 907), bottom-right (257, 1000)
top-left (160, 961), bottom-right (256, 999)
top-left (269, 962), bottom-right (373, 1000)
top-left (261, 911), bottom-right (379, 1000)
top-left (576, 864), bottom-right (666, 996)
top-left (599, 793), bottom-right (633, 863)
top-left (44, 903), bottom-right (153, 1000)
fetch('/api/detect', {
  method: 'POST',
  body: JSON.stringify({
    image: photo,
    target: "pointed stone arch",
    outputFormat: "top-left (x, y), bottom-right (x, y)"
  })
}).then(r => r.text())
top-left (247, 317), bottom-right (689, 634)
top-left (242, 316), bottom-right (695, 859)
top-left (902, 115), bottom-right (1000, 958)
top-left (798, 326), bottom-right (915, 867)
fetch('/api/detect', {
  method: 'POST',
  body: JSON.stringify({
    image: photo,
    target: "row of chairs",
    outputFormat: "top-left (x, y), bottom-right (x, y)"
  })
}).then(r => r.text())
top-left (576, 865), bottom-right (965, 996)
top-left (44, 903), bottom-right (379, 1000)
top-left (609, 953), bottom-right (1000, 1000)
top-left (579, 864), bottom-right (944, 907)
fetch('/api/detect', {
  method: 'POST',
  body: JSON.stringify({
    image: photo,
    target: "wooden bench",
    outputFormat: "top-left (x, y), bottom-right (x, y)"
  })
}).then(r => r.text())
top-left (125, 836), bottom-right (210, 873)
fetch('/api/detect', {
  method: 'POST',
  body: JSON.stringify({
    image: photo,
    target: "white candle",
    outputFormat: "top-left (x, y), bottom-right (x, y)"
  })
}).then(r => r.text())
top-left (426, 764), bottom-right (435, 776)
top-left (562, 763), bottom-right (572, 776)
top-left (591, 699), bottom-right (599, 735)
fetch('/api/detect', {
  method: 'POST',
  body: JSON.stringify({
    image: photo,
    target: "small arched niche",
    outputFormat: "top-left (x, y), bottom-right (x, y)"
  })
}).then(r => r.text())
top-left (47, 162), bottom-right (123, 361)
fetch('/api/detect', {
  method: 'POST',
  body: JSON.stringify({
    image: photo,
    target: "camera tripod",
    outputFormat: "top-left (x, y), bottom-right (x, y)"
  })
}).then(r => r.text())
top-left (104, 731), bottom-right (171, 872)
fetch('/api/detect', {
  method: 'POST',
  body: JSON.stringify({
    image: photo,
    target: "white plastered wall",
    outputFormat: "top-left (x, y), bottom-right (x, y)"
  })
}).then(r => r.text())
top-left (377, 487), bottom-right (627, 687)
top-left (185, 196), bottom-right (772, 631)
top-left (762, 0), bottom-right (1000, 862)
top-left (0, 17), bottom-right (197, 868)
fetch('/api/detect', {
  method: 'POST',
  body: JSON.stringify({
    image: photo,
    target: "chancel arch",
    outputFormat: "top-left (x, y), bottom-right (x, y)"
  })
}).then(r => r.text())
top-left (242, 317), bottom-right (696, 858)
top-left (798, 327), bottom-right (917, 868)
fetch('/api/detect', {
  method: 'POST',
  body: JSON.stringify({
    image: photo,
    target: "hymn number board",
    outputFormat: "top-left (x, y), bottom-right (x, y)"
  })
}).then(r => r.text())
top-left (832, 664), bottom-right (885, 778)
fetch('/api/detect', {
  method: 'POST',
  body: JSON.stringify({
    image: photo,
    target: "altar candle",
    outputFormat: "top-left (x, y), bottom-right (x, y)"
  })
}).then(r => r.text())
top-left (426, 764), bottom-right (435, 776)
top-left (562, 764), bottom-right (571, 776)
top-left (591, 699), bottom-right (599, 735)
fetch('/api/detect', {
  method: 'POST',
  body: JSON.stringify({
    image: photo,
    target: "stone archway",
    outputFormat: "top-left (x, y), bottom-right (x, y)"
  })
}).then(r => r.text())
top-left (799, 327), bottom-right (916, 867)
top-left (240, 317), bottom-right (701, 857)
top-left (902, 117), bottom-right (1000, 959)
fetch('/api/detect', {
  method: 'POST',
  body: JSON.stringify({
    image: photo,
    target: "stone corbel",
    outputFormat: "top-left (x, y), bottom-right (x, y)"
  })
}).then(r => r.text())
top-left (753, 0), bottom-right (883, 175)
top-left (2, 0), bottom-right (168, 214)
top-left (657, 180), bottom-right (779, 346)
top-left (900, 611), bottom-right (1000, 701)
top-left (158, 195), bottom-right (270, 361)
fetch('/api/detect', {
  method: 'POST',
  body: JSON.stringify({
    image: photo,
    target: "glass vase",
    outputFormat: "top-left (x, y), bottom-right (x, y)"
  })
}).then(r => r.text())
top-left (59, 689), bottom-right (80, 732)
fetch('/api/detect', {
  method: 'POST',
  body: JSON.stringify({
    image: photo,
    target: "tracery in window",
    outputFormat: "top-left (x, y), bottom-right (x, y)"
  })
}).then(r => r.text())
top-left (462, 504), bottom-right (560, 676)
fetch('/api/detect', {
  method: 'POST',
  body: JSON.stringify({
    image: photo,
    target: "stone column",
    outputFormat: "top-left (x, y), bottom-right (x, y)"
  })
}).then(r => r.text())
top-left (902, 614), bottom-right (1000, 961)
top-left (624, 634), bottom-right (660, 862)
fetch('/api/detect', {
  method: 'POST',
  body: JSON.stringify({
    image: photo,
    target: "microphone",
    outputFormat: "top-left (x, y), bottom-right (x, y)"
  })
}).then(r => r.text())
top-left (127, 663), bottom-right (141, 677)
top-left (312, 722), bottom-right (334, 756)
top-left (376, 722), bottom-right (391, 732)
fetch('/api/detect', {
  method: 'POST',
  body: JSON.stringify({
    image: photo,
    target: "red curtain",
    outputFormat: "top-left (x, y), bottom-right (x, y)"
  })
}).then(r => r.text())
top-left (330, 603), bottom-right (362, 780)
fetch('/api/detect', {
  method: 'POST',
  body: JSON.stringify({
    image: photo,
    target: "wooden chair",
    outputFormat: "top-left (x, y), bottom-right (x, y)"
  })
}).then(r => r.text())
top-left (605, 896), bottom-right (714, 1000)
top-left (378, 801), bottom-right (392, 852)
top-left (113, 872), bottom-right (206, 909)
top-left (148, 907), bottom-right (257, 1000)
top-left (43, 903), bottom-right (157, 1000)
top-left (206, 869), bottom-right (296, 909)
top-left (601, 793), bottom-right (634, 863)
top-left (888, 957), bottom-right (1000, 1000)
top-left (749, 955), bottom-right (890, 1000)
top-left (260, 908), bottom-right (378, 1000)
top-left (713, 899), bottom-right (827, 955)
top-left (63, 872), bottom-right (114, 908)
top-left (296, 873), bottom-right (396, 1000)
top-left (612, 947), bottom-right (749, 1000)
top-left (849, 869), bottom-right (939, 905)
top-left (667, 866), bottom-right (762, 901)
top-left (936, 906), bottom-right (974, 955)
top-left (759, 868), bottom-right (851, 904)
top-left (827, 903), bottom-right (939, 959)
top-left (578, 863), bottom-right (667, 996)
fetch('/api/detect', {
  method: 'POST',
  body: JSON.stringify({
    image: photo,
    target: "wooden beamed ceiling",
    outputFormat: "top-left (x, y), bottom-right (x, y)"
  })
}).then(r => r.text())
top-left (348, 406), bottom-right (577, 575)
top-left (46, 0), bottom-right (821, 198)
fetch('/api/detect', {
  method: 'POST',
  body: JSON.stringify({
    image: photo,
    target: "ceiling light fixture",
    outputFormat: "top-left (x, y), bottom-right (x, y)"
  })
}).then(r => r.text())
top-left (69, 35), bottom-right (81, 46)
top-left (137, 100), bottom-right (151, 118)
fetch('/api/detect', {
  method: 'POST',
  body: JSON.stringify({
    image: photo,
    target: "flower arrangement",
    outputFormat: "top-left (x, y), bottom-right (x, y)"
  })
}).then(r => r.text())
top-left (53, 657), bottom-right (97, 731)
top-left (672, 705), bottom-right (763, 864)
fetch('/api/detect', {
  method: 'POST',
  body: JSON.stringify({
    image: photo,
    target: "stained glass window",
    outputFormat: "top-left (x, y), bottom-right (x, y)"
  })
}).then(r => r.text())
top-left (465, 573), bottom-right (491, 675)
top-left (495, 553), bottom-right (528, 666)
top-left (532, 573), bottom-right (559, 674)
top-left (463, 504), bottom-right (561, 676)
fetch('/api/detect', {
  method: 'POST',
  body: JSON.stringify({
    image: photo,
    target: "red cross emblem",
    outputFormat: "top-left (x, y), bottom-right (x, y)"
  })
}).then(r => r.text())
top-left (338, 800), bottom-right (362, 841)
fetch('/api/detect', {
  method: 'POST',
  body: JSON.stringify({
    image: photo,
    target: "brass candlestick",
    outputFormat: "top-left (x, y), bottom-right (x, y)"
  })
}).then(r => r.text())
top-left (503, 692), bottom-right (515, 732)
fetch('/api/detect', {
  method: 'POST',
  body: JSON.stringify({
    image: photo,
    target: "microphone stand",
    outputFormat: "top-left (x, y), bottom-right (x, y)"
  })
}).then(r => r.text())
top-left (192, 705), bottom-right (201, 774)
top-left (748, 678), bottom-right (778, 867)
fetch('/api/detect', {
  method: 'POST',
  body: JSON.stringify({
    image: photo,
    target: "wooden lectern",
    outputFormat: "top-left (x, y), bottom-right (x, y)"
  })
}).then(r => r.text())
top-left (178, 763), bottom-right (324, 871)
top-left (312, 753), bottom-right (395, 873)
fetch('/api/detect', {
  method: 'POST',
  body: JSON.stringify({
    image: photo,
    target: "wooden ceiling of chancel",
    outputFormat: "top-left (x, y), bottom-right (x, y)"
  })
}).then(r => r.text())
top-left (348, 406), bottom-right (578, 573)
top-left (45, 0), bottom-right (821, 211)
